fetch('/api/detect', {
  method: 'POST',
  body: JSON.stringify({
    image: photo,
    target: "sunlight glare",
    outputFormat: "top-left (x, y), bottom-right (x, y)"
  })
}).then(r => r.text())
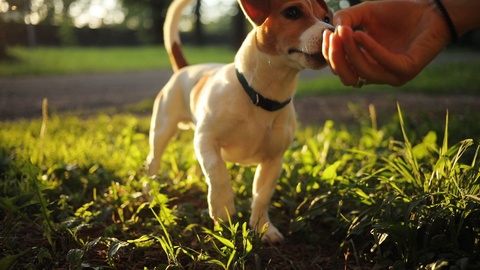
top-left (89, 5), bottom-right (107, 19)
top-left (69, 0), bottom-right (124, 28)
top-left (200, 0), bottom-right (236, 24)
top-left (339, 0), bottom-right (350, 9)
top-left (24, 12), bottom-right (41, 25)
top-left (53, 0), bottom-right (63, 14)
top-left (0, 0), bottom-right (9, 13)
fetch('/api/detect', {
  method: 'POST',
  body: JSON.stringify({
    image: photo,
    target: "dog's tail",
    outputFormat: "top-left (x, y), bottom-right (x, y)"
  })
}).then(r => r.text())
top-left (164, 0), bottom-right (191, 72)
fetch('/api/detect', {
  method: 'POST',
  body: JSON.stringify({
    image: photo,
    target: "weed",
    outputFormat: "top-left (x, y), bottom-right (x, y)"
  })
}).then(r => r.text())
top-left (1, 105), bottom-right (479, 269)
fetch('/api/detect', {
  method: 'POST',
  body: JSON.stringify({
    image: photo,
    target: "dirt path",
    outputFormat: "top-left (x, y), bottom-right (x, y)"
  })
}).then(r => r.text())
top-left (0, 70), bottom-right (172, 120)
top-left (1, 52), bottom-right (479, 124)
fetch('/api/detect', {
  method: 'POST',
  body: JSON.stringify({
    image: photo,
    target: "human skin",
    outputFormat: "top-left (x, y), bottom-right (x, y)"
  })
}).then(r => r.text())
top-left (322, 0), bottom-right (480, 87)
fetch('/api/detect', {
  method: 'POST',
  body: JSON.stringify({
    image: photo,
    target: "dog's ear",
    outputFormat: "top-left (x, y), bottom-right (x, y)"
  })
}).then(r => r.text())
top-left (238, 0), bottom-right (270, 26)
top-left (315, 0), bottom-right (329, 12)
top-left (317, 0), bottom-right (334, 20)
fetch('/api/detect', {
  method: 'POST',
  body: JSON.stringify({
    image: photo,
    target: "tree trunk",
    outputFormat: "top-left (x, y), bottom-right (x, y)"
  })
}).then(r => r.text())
top-left (193, 0), bottom-right (204, 45)
top-left (150, 0), bottom-right (172, 44)
top-left (232, 3), bottom-right (246, 50)
top-left (0, 19), bottom-right (12, 61)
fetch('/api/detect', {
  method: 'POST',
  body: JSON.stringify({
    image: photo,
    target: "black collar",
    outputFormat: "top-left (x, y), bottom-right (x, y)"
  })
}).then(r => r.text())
top-left (235, 68), bottom-right (291, 112)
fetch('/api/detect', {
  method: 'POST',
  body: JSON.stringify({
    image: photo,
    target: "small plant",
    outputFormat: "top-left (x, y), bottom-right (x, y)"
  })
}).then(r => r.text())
top-left (1, 105), bottom-right (479, 268)
top-left (202, 216), bottom-right (262, 269)
top-left (340, 106), bottom-right (480, 268)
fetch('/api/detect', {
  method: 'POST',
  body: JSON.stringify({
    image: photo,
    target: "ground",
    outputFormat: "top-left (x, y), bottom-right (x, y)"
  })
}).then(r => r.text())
top-left (1, 53), bottom-right (479, 269)
top-left (1, 59), bottom-right (480, 125)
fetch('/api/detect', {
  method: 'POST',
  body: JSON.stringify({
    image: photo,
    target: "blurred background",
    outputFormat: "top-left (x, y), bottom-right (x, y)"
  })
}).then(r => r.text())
top-left (1, 0), bottom-right (479, 60)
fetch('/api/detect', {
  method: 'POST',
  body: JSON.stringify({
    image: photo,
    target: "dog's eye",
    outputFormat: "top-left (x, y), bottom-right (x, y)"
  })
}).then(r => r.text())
top-left (283, 7), bottom-right (301, 19)
top-left (323, 16), bottom-right (330, 24)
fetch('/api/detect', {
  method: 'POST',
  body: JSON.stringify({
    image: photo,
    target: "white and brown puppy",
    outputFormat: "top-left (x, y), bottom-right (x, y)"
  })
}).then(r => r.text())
top-left (146, 0), bottom-right (333, 243)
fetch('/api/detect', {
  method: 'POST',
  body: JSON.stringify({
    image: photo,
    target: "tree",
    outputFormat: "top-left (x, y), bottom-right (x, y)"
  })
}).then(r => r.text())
top-left (0, 0), bottom-right (77, 57)
top-left (121, 0), bottom-right (210, 45)
top-left (0, 18), bottom-right (11, 61)
top-left (121, 0), bottom-right (173, 44)
top-left (231, 2), bottom-right (246, 49)
top-left (193, 0), bottom-right (204, 45)
top-left (0, 0), bottom-right (28, 61)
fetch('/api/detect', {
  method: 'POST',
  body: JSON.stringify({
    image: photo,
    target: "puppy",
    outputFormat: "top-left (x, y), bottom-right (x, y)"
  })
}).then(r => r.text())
top-left (146, 0), bottom-right (333, 243)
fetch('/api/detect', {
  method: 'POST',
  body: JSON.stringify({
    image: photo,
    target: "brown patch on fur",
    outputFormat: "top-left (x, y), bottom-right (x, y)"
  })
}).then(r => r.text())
top-left (169, 41), bottom-right (189, 72)
top-left (255, 0), bottom-right (330, 56)
top-left (190, 74), bottom-right (210, 113)
top-left (240, 0), bottom-right (272, 25)
top-left (315, 0), bottom-right (328, 13)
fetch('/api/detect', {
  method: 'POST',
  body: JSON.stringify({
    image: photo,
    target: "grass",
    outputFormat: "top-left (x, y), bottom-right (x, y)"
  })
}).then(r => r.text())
top-left (0, 46), bottom-right (235, 76)
top-left (1, 46), bottom-right (480, 268)
top-left (297, 60), bottom-right (480, 96)
top-left (2, 46), bottom-right (479, 96)
top-left (1, 103), bottom-right (479, 269)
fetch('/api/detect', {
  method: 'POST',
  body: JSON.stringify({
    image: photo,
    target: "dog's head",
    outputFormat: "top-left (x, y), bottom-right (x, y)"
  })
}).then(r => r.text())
top-left (239, 0), bottom-right (333, 70)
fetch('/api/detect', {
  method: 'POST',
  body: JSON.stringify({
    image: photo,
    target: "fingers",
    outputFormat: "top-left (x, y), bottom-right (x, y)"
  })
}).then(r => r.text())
top-left (324, 1), bottom-right (414, 86)
top-left (333, 2), bottom-right (371, 28)
top-left (324, 26), bottom-right (368, 87)
top-left (322, 30), bottom-right (332, 71)
top-left (323, 26), bottom-right (410, 87)
top-left (353, 31), bottom-right (418, 86)
top-left (353, 32), bottom-right (409, 76)
top-left (344, 29), bottom-right (406, 86)
top-left (324, 26), bottom-right (357, 86)
top-left (323, 1), bottom-right (441, 87)
top-left (337, 26), bottom-right (370, 86)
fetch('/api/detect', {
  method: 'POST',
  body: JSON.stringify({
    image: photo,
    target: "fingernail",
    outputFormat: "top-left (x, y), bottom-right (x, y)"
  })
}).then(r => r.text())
top-left (338, 25), bottom-right (351, 36)
top-left (335, 25), bottom-right (342, 36)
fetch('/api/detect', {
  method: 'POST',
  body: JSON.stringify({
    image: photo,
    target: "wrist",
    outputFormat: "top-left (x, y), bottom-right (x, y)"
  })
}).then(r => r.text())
top-left (441, 0), bottom-right (480, 36)
top-left (432, 0), bottom-right (458, 43)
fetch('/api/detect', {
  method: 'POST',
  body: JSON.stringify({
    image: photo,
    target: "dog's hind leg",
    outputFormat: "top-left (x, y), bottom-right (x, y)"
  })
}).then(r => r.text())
top-left (146, 124), bottom-right (178, 176)
top-left (146, 95), bottom-right (179, 176)
top-left (146, 81), bottom-right (190, 176)
top-left (250, 158), bottom-right (284, 244)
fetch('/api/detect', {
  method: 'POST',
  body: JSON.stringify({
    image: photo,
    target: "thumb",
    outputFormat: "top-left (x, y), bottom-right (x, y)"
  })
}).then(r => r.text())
top-left (333, 3), bottom-right (369, 27)
top-left (353, 31), bottom-right (411, 75)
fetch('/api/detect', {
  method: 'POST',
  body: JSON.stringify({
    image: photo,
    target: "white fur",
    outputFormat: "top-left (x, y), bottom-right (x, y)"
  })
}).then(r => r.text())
top-left (163, 0), bottom-right (192, 54)
top-left (147, 0), bottom-right (332, 244)
top-left (300, 21), bottom-right (333, 54)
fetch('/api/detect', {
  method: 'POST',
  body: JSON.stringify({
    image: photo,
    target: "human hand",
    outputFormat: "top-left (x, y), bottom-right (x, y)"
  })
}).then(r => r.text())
top-left (322, 0), bottom-right (451, 87)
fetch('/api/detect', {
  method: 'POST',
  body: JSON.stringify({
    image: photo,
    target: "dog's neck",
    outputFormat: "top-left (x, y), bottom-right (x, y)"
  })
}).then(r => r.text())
top-left (234, 31), bottom-right (301, 105)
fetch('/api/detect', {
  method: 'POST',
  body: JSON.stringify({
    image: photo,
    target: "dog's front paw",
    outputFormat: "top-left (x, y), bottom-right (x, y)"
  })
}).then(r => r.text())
top-left (209, 191), bottom-right (236, 222)
top-left (261, 223), bottom-right (284, 244)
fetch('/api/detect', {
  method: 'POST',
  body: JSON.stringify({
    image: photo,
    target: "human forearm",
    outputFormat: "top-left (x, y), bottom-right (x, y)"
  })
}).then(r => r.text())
top-left (442, 0), bottom-right (480, 36)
